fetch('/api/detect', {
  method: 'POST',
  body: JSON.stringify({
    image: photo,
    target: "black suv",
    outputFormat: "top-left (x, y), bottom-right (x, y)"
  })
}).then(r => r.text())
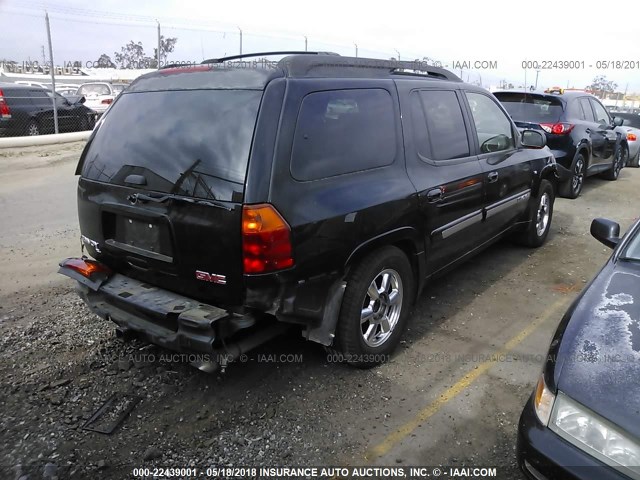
top-left (494, 89), bottom-right (627, 199)
top-left (0, 82), bottom-right (96, 136)
top-left (59, 53), bottom-right (558, 369)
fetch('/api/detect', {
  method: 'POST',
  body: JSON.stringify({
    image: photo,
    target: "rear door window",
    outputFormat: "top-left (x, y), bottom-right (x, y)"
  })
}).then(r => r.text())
top-left (80, 89), bottom-right (262, 201)
top-left (411, 90), bottom-right (470, 161)
top-left (29, 89), bottom-right (51, 107)
top-left (579, 98), bottom-right (596, 122)
top-left (290, 89), bottom-right (396, 181)
top-left (590, 99), bottom-right (611, 125)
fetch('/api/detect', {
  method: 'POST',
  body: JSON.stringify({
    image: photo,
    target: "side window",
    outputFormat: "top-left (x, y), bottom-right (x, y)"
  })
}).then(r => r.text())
top-left (290, 89), bottom-right (396, 181)
top-left (567, 100), bottom-right (586, 120)
top-left (591, 99), bottom-right (611, 125)
top-left (29, 89), bottom-right (50, 107)
top-left (465, 92), bottom-right (515, 153)
top-left (579, 98), bottom-right (596, 122)
top-left (412, 90), bottom-right (470, 161)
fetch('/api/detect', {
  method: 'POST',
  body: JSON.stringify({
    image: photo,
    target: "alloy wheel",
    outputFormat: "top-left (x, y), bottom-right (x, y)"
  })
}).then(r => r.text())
top-left (360, 268), bottom-right (403, 347)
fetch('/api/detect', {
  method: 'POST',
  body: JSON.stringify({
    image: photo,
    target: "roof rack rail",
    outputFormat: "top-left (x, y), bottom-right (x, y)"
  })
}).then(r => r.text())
top-left (390, 62), bottom-right (462, 82)
top-left (201, 51), bottom-right (340, 64)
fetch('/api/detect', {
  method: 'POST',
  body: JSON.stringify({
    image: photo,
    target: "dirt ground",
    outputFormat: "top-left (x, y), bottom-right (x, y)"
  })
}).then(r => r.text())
top-left (0, 142), bottom-right (638, 480)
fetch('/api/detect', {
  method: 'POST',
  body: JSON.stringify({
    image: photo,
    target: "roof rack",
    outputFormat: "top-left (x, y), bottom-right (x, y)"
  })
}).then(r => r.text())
top-left (201, 51), bottom-right (340, 65)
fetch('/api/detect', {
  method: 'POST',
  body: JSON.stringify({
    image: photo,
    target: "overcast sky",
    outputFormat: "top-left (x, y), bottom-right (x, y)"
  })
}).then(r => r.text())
top-left (1, 0), bottom-right (639, 91)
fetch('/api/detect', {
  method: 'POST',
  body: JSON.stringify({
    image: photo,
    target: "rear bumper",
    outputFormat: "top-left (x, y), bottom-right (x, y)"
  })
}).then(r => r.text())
top-left (517, 394), bottom-right (630, 480)
top-left (60, 267), bottom-right (234, 354)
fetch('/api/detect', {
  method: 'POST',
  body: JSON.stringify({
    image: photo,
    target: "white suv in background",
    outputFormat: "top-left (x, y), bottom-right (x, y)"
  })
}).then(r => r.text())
top-left (75, 82), bottom-right (117, 115)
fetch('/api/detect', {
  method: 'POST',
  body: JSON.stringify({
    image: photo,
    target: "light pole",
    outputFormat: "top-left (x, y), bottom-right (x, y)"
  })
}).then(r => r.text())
top-left (354, 43), bottom-right (358, 57)
top-left (237, 26), bottom-right (242, 55)
top-left (535, 69), bottom-right (540, 90)
top-left (394, 49), bottom-right (400, 61)
top-left (304, 36), bottom-right (308, 51)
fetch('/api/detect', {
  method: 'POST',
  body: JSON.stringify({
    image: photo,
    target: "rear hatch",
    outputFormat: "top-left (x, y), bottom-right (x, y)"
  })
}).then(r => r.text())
top-left (493, 92), bottom-right (567, 148)
top-left (77, 88), bottom-right (263, 306)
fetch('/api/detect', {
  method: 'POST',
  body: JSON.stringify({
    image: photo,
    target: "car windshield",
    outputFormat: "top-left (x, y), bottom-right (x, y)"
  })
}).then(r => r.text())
top-left (77, 84), bottom-right (111, 96)
top-left (621, 224), bottom-right (640, 261)
top-left (494, 92), bottom-right (564, 123)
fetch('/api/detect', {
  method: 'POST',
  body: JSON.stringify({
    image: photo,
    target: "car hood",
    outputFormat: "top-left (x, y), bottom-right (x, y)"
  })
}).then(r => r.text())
top-left (555, 260), bottom-right (640, 438)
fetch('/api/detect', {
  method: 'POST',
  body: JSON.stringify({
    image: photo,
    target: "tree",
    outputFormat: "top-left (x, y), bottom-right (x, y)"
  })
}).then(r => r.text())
top-left (95, 54), bottom-right (116, 68)
top-left (114, 41), bottom-right (146, 69)
top-left (153, 36), bottom-right (178, 65)
top-left (587, 75), bottom-right (618, 99)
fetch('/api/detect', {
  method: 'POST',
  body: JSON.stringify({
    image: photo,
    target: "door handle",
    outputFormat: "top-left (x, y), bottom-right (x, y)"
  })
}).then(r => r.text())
top-left (487, 171), bottom-right (499, 183)
top-left (424, 187), bottom-right (444, 203)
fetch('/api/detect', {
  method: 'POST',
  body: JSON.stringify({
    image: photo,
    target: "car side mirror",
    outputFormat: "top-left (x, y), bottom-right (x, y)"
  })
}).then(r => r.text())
top-left (78, 96), bottom-right (86, 104)
top-left (521, 129), bottom-right (546, 149)
top-left (590, 218), bottom-right (620, 249)
top-left (613, 116), bottom-right (624, 127)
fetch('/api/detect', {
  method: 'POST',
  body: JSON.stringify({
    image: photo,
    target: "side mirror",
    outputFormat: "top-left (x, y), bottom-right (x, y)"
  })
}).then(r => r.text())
top-left (521, 129), bottom-right (546, 149)
top-left (613, 116), bottom-right (624, 127)
top-left (591, 218), bottom-right (620, 249)
top-left (78, 96), bottom-right (86, 104)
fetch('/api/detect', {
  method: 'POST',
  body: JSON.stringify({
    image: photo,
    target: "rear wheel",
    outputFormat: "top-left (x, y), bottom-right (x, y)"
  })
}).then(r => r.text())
top-left (602, 146), bottom-right (626, 180)
top-left (25, 120), bottom-right (40, 136)
top-left (79, 115), bottom-right (89, 131)
top-left (558, 154), bottom-right (585, 199)
top-left (334, 246), bottom-right (414, 368)
top-left (515, 179), bottom-right (554, 248)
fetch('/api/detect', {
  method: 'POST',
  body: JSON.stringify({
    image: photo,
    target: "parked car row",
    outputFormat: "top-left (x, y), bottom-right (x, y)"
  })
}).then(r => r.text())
top-left (53, 53), bottom-right (637, 479)
top-left (494, 88), bottom-right (632, 198)
top-left (0, 81), bottom-right (128, 137)
top-left (0, 82), bottom-right (97, 136)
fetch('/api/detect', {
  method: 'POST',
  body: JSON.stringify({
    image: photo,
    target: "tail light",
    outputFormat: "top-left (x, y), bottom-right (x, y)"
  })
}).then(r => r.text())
top-left (60, 257), bottom-right (111, 278)
top-left (0, 90), bottom-right (11, 119)
top-left (540, 123), bottom-right (574, 135)
top-left (242, 204), bottom-right (294, 274)
top-left (101, 98), bottom-right (113, 105)
top-left (628, 132), bottom-right (637, 142)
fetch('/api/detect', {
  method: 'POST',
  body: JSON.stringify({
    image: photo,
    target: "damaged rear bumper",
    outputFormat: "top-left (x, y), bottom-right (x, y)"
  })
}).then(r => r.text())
top-left (68, 271), bottom-right (231, 354)
top-left (58, 260), bottom-right (293, 364)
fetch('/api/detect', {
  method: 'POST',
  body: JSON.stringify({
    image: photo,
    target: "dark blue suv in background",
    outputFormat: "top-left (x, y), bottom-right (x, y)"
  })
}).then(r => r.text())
top-left (494, 89), bottom-right (627, 198)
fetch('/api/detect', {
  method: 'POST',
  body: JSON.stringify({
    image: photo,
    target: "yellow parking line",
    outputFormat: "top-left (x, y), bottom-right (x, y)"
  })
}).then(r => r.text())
top-left (366, 296), bottom-right (569, 460)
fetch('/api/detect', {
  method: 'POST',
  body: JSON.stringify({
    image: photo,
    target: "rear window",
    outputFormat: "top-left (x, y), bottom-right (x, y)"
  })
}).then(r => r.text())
top-left (494, 92), bottom-right (563, 123)
top-left (77, 84), bottom-right (111, 96)
top-left (81, 89), bottom-right (262, 201)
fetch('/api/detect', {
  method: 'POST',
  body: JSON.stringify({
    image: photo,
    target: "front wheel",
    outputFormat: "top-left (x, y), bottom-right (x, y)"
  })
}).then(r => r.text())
top-left (515, 179), bottom-right (555, 248)
top-left (602, 147), bottom-right (626, 180)
top-left (334, 246), bottom-right (414, 368)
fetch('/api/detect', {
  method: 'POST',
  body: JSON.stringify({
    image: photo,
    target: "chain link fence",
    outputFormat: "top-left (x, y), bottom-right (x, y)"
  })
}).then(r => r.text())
top-left (0, 4), bottom-right (520, 137)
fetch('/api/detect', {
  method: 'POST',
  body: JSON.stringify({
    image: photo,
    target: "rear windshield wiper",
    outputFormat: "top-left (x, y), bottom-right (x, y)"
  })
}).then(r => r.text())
top-left (127, 192), bottom-right (232, 211)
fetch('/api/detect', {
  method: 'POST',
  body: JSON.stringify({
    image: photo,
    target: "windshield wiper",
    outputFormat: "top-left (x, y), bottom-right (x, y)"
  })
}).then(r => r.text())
top-left (126, 192), bottom-right (232, 211)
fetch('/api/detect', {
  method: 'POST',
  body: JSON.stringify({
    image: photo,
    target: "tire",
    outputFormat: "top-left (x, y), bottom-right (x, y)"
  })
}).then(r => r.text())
top-left (602, 146), bottom-right (626, 180)
top-left (515, 179), bottom-right (554, 248)
top-left (334, 246), bottom-right (414, 368)
top-left (79, 115), bottom-right (89, 131)
top-left (25, 120), bottom-right (40, 136)
top-left (629, 149), bottom-right (640, 168)
top-left (558, 153), bottom-right (585, 199)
